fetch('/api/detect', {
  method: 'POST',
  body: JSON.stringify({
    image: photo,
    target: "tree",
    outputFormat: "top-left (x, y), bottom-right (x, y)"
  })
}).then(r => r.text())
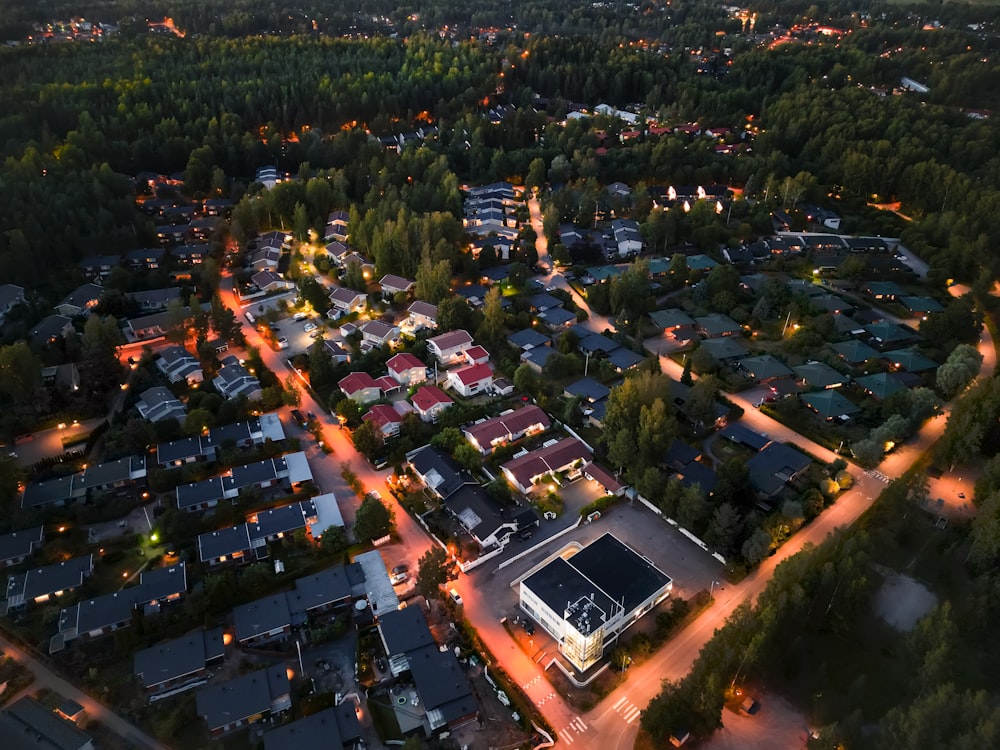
top-left (477, 286), bottom-right (505, 344)
top-left (299, 277), bottom-right (331, 315)
top-left (209, 295), bottom-right (240, 342)
top-left (609, 258), bottom-right (652, 326)
top-left (741, 527), bottom-right (772, 565)
top-left (163, 299), bottom-right (191, 344)
top-left (415, 251), bottom-right (452, 303)
top-left (317, 526), bottom-right (348, 558)
top-left (851, 438), bottom-right (883, 468)
top-left (415, 545), bottom-right (454, 600)
top-left (343, 259), bottom-right (367, 292)
top-left (705, 502), bottom-right (742, 554)
top-left (353, 494), bottom-right (394, 542)
top-left (677, 485), bottom-right (708, 531)
top-left (513, 363), bottom-right (539, 395)
top-left (526, 157), bottom-right (546, 191)
top-left (685, 374), bottom-right (720, 429)
top-left (351, 420), bottom-right (383, 460)
top-left (935, 343), bottom-right (983, 398)
top-left (436, 296), bottom-right (473, 332)
top-left (0, 342), bottom-right (41, 404)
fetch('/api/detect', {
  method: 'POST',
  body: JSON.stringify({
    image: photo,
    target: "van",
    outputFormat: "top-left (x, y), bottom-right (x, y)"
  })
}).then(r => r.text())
top-left (448, 588), bottom-right (463, 606)
top-left (244, 311), bottom-right (256, 324)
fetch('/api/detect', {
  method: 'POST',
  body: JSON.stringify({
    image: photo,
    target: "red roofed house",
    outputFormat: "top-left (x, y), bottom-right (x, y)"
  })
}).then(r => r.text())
top-left (463, 345), bottom-right (490, 366)
top-left (386, 353), bottom-right (426, 386)
top-left (462, 405), bottom-right (550, 454)
top-left (501, 437), bottom-right (593, 494)
top-left (411, 386), bottom-right (453, 422)
top-left (447, 362), bottom-right (493, 397)
top-left (427, 329), bottom-right (474, 364)
top-left (374, 375), bottom-right (403, 396)
top-left (364, 404), bottom-right (403, 438)
top-left (339, 372), bottom-right (380, 403)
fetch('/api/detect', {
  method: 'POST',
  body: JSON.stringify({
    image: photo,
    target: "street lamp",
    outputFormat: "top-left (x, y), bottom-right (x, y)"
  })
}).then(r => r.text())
top-left (710, 580), bottom-right (721, 599)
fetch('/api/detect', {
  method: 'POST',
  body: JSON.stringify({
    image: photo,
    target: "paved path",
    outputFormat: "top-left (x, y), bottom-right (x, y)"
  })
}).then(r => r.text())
top-left (0, 634), bottom-right (169, 749)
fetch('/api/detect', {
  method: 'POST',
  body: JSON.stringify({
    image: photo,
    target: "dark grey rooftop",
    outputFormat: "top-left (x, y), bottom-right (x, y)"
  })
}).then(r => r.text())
top-left (177, 477), bottom-right (226, 510)
top-left (0, 526), bottom-right (43, 563)
top-left (139, 562), bottom-right (187, 601)
top-left (198, 526), bottom-right (252, 562)
top-left (196, 665), bottom-right (289, 730)
top-left (7, 554), bottom-right (92, 602)
top-left (407, 643), bottom-right (477, 722)
top-left (0, 696), bottom-right (92, 750)
top-left (233, 593), bottom-right (292, 641)
top-left (568, 533), bottom-right (672, 615)
top-left (522, 557), bottom-right (616, 636)
top-left (263, 707), bottom-right (344, 750)
top-left (407, 446), bottom-right (467, 499)
top-left (564, 377), bottom-right (611, 403)
top-left (378, 605), bottom-right (435, 657)
top-left (286, 566), bottom-right (352, 614)
top-left (134, 627), bottom-right (225, 689)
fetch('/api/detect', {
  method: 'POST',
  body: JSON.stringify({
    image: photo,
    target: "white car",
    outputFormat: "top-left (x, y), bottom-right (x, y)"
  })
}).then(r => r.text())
top-left (449, 588), bottom-right (463, 606)
top-left (303, 322), bottom-right (318, 333)
top-left (390, 565), bottom-right (409, 585)
top-left (276, 337), bottom-right (289, 350)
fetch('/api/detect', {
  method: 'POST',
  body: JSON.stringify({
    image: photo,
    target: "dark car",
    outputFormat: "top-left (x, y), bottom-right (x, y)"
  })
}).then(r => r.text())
top-left (517, 529), bottom-right (533, 542)
top-left (521, 619), bottom-right (535, 635)
top-left (290, 409), bottom-right (307, 428)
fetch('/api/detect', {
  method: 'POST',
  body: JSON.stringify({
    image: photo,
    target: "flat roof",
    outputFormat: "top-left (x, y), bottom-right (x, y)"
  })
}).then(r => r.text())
top-left (378, 605), bottom-right (435, 656)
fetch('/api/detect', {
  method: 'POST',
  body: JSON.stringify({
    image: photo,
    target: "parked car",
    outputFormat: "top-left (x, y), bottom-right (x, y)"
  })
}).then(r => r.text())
top-left (293, 312), bottom-right (308, 321)
top-left (290, 409), bottom-right (307, 428)
top-left (521, 619), bottom-right (535, 635)
top-left (449, 588), bottom-right (463, 606)
top-left (390, 565), bottom-right (409, 585)
top-left (517, 529), bottom-right (533, 542)
top-left (304, 322), bottom-right (318, 332)
top-left (276, 337), bottom-right (289, 349)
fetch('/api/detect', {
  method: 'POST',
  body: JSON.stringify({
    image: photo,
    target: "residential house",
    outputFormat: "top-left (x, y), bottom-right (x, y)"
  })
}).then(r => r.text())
top-left (720, 423), bottom-right (772, 451)
top-left (28, 315), bottom-right (74, 346)
top-left (188, 216), bottom-right (222, 241)
top-left (464, 345), bottom-right (490, 366)
top-left (252, 270), bottom-right (294, 294)
top-left (136, 386), bottom-right (187, 423)
top-left (78, 255), bottom-right (120, 280)
top-left (501, 437), bottom-right (593, 494)
top-left (0, 284), bottom-right (26, 324)
top-left (793, 361), bottom-right (847, 390)
top-left (611, 219), bottom-right (644, 256)
top-left (527, 293), bottom-right (562, 313)
top-left (564, 378), bottom-right (611, 404)
top-left (831, 340), bottom-right (880, 366)
top-left (883, 348), bottom-right (938, 373)
top-left (284, 565), bottom-right (353, 618)
top-left (325, 210), bottom-right (350, 241)
top-left (386, 352), bottom-right (426, 386)
top-left (329, 286), bottom-right (367, 314)
top-left (21, 456), bottom-right (147, 509)
top-left (204, 198), bottom-right (235, 216)
top-left (695, 313), bottom-right (742, 338)
top-left (232, 593), bottom-right (292, 646)
top-left (406, 300), bottom-right (438, 331)
top-left (339, 372), bottom-right (381, 404)
top-left (305, 494), bottom-right (345, 541)
top-left (537, 306), bottom-right (577, 330)
top-left (364, 404), bottom-right (403, 439)
top-left (649, 309), bottom-right (696, 334)
top-left (322, 241), bottom-right (350, 265)
top-left (379, 274), bottom-right (415, 297)
top-left (520, 346), bottom-right (558, 373)
top-left (171, 244), bottom-right (208, 266)
top-left (262, 705), bottom-right (362, 750)
top-left (126, 287), bottom-right (182, 312)
top-left (358, 320), bottom-right (399, 348)
top-left (427, 329), bottom-right (475, 364)
top-left (899, 296), bottom-right (945, 317)
top-left (747, 443), bottom-right (812, 497)
top-left (864, 322), bottom-right (917, 350)
top-left (322, 339), bottom-right (350, 364)
top-left (56, 283), bottom-right (103, 317)
top-left (41, 363), bottom-right (80, 394)
top-left (156, 345), bottom-right (203, 385)
top-left (5, 554), bottom-right (93, 608)
top-left (446, 362), bottom-right (493, 397)
top-left (124, 307), bottom-right (192, 342)
top-left (801, 390), bottom-right (861, 422)
top-left (197, 525), bottom-right (254, 565)
top-left (737, 355), bottom-right (794, 384)
top-left (133, 628), bottom-right (226, 699)
top-left (213, 356), bottom-right (263, 401)
top-left (196, 665), bottom-right (291, 737)
top-left (411, 385), bottom-right (454, 422)
top-left (606, 347), bottom-right (646, 372)
top-left (196, 499), bottom-right (316, 556)
top-left (463, 405), bottom-right (550, 454)
top-left (0, 697), bottom-right (94, 750)
top-left (0, 527), bottom-right (43, 568)
top-left (250, 245), bottom-right (282, 272)
top-left (155, 414), bottom-right (284, 467)
top-left (862, 281), bottom-right (905, 301)
top-left (507, 328), bottom-right (551, 351)
top-left (578, 332), bottom-right (620, 357)
top-left (854, 372), bottom-right (904, 401)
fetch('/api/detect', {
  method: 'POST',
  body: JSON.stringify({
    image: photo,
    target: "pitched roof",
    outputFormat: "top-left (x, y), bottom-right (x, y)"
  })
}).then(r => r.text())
top-left (801, 389), bottom-right (861, 418)
top-left (196, 665), bottom-right (289, 731)
top-left (449, 362), bottom-right (493, 386)
top-left (501, 437), bottom-right (592, 489)
top-left (134, 627), bottom-right (225, 689)
top-left (463, 405), bottom-right (550, 449)
top-left (793, 361), bottom-right (847, 389)
top-left (338, 371), bottom-right (378, 395)
top-left (428, 329), bottom-right (473, 352)
top-left (386, 352), bottom-right (424, 374)
top-left (364, 404), bottom-right (403, 429)
top-left (411, 385), bottom-right (453, 411)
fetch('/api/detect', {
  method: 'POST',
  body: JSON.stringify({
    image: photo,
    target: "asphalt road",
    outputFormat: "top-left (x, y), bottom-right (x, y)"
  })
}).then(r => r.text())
top-left (0, 634), bottom-right (169, 750)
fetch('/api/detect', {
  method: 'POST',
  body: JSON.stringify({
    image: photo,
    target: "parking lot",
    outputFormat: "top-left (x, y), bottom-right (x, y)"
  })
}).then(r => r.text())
top-left (466, 496), bottom-right (726, 625)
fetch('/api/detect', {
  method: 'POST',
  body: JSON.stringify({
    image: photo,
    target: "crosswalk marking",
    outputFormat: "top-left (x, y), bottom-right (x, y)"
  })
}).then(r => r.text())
top-left (522, 675), bottom-right (541, 690)
top-left (612, 695), bottom-right (628, 710)
top-left (623, 706), bottom-right (641, 723)
top-left (559, 729), bottom-right (575, 744)
top-left (613, 696), bottom-right (642, 724)
top-left (572, 716), bottom-right (587, 732)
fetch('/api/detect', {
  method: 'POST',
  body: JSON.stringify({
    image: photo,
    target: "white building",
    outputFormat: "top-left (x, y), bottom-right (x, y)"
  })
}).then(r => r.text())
top-left (519, 534), bottom-right (672, 672)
